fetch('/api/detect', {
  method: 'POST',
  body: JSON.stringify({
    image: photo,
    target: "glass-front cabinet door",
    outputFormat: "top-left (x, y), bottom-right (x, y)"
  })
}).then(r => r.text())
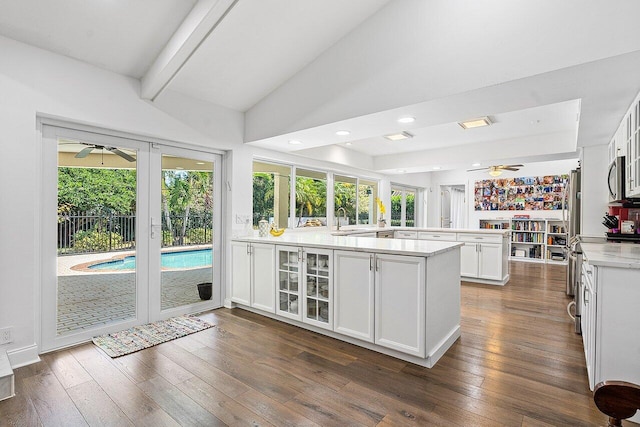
top-left (276, 245), bottom-right (302, 320)
top-left (303, 248), bottom-right (333, 330)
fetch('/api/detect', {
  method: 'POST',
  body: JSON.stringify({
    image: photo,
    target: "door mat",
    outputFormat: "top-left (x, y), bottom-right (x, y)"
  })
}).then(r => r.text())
top-left (92, 315), bottom-right (214, 358)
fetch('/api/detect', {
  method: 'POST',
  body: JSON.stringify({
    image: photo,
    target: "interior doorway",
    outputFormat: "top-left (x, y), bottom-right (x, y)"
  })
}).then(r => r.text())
top-left (440, 185), bottom-right (466, 229)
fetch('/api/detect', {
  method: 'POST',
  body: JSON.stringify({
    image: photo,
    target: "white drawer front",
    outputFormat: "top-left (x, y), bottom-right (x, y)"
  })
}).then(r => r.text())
top-left (417, 232), bottom-right (456, 241)
top-left (456, 233), bottom-right (503, 243)
top-left (395, 231), bottom-right (418, 239)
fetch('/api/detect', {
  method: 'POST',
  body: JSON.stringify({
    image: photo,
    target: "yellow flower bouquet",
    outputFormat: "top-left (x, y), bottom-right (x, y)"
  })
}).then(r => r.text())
top-left (375, 197), bottom-right (386, 227)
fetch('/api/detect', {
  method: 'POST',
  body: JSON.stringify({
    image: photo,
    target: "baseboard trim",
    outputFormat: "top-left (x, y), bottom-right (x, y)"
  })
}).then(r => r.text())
top-left (7, 344), bottom-right (40, 369)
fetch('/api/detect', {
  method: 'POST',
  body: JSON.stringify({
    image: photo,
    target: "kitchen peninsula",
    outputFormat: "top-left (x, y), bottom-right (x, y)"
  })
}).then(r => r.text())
top-left (230, 233), bottom-right (462, 368)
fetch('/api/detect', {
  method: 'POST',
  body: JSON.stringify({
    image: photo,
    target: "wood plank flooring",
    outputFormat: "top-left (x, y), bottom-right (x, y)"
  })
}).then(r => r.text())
top-left (0, 262), bottom-right (617, 426)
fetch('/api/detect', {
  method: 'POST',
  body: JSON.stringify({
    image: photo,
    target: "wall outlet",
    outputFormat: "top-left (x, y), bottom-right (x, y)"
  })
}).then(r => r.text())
top-left (0, 328), bottom-right (12, 345)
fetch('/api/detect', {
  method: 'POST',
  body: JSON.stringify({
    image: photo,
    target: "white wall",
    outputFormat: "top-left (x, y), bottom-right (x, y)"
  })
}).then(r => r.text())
top-left (427, 159), bottom-right (580, 229)
top-left (0, 36), bottom-right (243, 366)
top-left (581, 145), bottom-right (609, 237)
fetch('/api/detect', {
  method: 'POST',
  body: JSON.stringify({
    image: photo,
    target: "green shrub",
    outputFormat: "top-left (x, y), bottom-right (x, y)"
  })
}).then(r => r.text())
top-left (73, 230), bottom-right (123, 252)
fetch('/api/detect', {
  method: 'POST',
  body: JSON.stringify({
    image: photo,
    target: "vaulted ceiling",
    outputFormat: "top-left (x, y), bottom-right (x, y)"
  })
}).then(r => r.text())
top-left (2, 0), bottom-right (640, 174)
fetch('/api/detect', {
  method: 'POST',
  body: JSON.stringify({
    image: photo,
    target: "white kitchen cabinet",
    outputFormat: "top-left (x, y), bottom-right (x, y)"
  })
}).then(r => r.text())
top-left (622, 93), bottom-right (640, 198)
top-left (230, 241), bottom-right (251, 306)
top-left (395, 230), bottom-right (418, 239)
top-left (375, 253), bottom-right (426, 357)
top-left (457, 234), bottom-right (504, 281)
top-left (417, 231), bottom-right (456, 241)
top-left (276, 245), bottom-right (303, 320)
top-left (230, 241), bottom-right (275, 312)
top-left (580, 256), bottom-right (640, 423)
top-left (302, 248), bottom-right (333, 330)
top-left (459, 242), bottom-right (479, 278)
top-left (333, 250), bottom-right (375, 342)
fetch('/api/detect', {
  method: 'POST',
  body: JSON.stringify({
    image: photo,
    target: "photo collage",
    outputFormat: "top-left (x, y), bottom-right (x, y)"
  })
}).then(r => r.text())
top-left (474, 175), bottom-right (569, 211)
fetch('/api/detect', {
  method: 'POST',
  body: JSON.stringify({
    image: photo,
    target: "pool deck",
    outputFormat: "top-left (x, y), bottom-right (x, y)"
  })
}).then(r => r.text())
top-left (56, 246), bottom-right (213, 335)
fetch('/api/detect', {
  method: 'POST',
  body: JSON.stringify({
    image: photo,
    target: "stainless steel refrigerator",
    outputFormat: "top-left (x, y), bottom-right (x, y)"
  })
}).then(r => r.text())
top-left (565, 168), bottom-right (582, 333)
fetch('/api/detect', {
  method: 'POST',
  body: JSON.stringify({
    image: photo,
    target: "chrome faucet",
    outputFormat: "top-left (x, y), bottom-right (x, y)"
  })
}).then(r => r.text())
top-left (336, 207), bottom-right (347, 231)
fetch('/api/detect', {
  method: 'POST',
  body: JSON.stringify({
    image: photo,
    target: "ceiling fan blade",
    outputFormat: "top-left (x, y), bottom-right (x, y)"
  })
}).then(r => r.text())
top-left (500, 164), bottom-right (523, 168)
top-left (502, 167), bottom-right (520, 171)
top-left (467, 167), bottom-right (489, 172)
top-left (75, 146), bottom-right (95, 158)
top-left (106, 147), bottom-right (136, 162)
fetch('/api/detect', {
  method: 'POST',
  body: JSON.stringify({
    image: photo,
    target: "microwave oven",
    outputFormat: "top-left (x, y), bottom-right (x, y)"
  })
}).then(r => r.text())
top-left (608, 156), bottom-right (625, 202)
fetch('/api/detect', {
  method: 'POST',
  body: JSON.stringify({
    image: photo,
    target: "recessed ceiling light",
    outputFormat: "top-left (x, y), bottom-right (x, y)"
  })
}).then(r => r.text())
top-left (384, 131), bottom-right (413, 141)
top-left (433, 166), bottom-right (441, 170)
top-left (345, 142), bottom-right (352, 146)
top-left (398, 117), bottom-right (415, 124)
top-left (458, 116), bottom-right (492, 129)
top-left (397, 169), bottom-right (406, 173)
top-left (472, 162), bottom-right (481, 167)
top-left (196, 162), bottom-right (205, 165)
top-left (336, 130), bottom-right (350, 136)
top-left (288, 140), bottom-right (302, 145)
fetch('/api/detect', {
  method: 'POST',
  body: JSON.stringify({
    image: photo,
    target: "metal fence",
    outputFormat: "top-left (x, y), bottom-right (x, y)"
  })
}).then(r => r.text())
top-left (58, 211), bottom-right (213, 255)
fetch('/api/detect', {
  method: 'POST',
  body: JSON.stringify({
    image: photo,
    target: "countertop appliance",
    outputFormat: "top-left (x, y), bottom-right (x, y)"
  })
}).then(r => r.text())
top-left (608, 156), bottom-right (625, 202)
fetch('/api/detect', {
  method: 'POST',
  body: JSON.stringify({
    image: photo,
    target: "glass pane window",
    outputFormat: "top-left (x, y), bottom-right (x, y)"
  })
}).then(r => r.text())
top-left (253, 161), bottom-right (291, 228)
top-left (391, 185), bottom-right (419, 228)
top-left (359, 179), bottom-right (378, 225)
top-left (295, 168), bottom-right (327, 228)
top-left (334, 175), bottom-right (357, 227)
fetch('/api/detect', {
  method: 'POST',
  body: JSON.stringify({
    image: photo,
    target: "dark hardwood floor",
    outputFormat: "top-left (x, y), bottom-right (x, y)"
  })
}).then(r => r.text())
top-left (0, 262), bottom-right (617, 426)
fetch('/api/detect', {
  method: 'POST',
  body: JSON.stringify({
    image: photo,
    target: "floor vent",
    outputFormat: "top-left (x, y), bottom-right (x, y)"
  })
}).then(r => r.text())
top-left (0, 350), bottom-right (14, 401)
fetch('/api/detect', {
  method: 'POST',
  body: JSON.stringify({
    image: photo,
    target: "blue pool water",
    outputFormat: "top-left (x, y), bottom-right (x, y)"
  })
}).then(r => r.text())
top-left (88, 249), bottom-right (212, 271)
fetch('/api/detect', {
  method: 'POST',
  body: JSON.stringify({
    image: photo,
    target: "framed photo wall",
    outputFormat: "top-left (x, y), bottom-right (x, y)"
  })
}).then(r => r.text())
top-left (474, 174), bottom-right (569, 211)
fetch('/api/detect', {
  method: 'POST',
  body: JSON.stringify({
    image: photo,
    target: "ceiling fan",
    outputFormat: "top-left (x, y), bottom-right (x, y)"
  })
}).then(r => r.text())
top-left (75, 144), bottom-right (136, 162)
top-left (467, 164), bottom-right (523, 177)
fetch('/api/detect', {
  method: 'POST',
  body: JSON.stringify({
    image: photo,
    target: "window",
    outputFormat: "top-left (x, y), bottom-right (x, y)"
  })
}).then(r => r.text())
top-left (391, 185), bottom-right (418, 227)
top-left (358, 179), bottom-right (378, 225)
top-left (253, 161), bottom-right (291, 228)
top-left (334, 175), bottom-right (357, 226)
top-left (252, 160), bottom-right (379, 229)
top-left (295, 168), bottom-right (327, 227)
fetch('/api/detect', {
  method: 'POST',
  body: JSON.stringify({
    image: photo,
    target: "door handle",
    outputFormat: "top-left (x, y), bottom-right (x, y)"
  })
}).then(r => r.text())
top-left (150, 217), bottom-right (162, 238)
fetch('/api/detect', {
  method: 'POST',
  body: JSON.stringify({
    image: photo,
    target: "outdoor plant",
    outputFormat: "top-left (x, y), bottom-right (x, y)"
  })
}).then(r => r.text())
top-left (73, 230), bottom-right (123, 252)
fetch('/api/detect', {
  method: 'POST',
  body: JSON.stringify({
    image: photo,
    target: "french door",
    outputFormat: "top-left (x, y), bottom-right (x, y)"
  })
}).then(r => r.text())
top-left (41, 125), bottom-right (222, 352)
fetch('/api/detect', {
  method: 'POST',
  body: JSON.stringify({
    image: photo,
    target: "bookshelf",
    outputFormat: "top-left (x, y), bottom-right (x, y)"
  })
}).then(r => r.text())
top-left (480, 218), bottom-right (568, 264)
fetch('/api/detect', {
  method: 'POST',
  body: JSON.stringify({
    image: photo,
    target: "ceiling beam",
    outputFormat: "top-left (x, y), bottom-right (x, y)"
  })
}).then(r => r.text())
top-left (140, 0), bottom-right (238, 101)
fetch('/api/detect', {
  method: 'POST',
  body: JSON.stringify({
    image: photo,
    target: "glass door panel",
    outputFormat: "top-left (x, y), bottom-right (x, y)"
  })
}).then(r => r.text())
top-left (42, 126), bottom-right (149, 351)
top-left (149, 147), bottom-right (222, 320)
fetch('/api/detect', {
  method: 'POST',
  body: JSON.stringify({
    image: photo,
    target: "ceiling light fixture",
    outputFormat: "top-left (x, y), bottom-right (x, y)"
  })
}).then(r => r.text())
top-left (472, 162), bottom-right (481, 167)
top-left (288, 139), bottom-right (302, 145)
top-left (488, 168), bottom-right (503, 177)
top-left (345, 142), bottom-right (352, 146)
top-left (458, 116), bottom-right (492, 129)
top-left (397, 117), bottom-right (415, 124)
top-left (336, 130), bottom-right (350, 136)
top-left (397, 169), bottom-right (406, 173)
top-left (433, 166), bottom-right (441, 170)
top-left (384, 131), bottom-right (413, 141)
top-left (196, 162), bottom-right (205, 165)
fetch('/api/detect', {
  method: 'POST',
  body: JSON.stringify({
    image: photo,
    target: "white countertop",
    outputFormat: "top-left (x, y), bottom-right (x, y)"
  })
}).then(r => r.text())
top-left (232, 233), bottom-right (462, 257)
top-left (581, 242), bottom-right (640, 269)
top-left (331, 226), bottom-right (509, 237)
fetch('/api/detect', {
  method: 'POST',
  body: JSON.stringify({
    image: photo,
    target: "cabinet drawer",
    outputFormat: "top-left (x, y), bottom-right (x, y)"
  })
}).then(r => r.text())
top-left (417, 232), bottom-right (456, 241)
top-left (395, 231), bottom-right (418, 239)
top-left (456, 233), bottom-right (503, 243)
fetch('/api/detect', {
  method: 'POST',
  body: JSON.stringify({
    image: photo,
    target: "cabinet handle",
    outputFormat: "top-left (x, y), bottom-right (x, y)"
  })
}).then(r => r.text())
top-left (369, 254), bottom-right (373, 271)
top-left (479, 245), bottom-right (482, 253)
top-left (474, 237), bottom-right (483, 240)
top-left (247, 244), bottom-right (251, 255)
top-left (584, 288), bottom-right (589, 304)
top-left (586, 270), bottom-right (592, 275)
top-left (376, 258), bottom-right (380, 272)
top-left (298, 248), bottom-right (303, 262)
top-left (433, 235), bottom-right (440, 238)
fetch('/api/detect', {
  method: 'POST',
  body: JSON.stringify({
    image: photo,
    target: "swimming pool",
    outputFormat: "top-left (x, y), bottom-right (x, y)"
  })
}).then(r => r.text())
top-left (88, 248), bottom-right (212, 271)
